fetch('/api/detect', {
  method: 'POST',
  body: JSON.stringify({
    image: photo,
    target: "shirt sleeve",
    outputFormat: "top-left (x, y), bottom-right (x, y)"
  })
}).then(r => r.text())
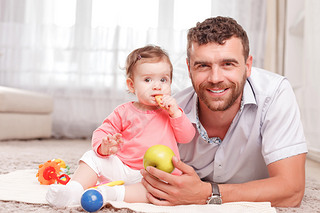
top-left (92, 106), bottom-right (123, 158)
top-left (170, 108), bottom-right (196, 144)
top-left (261, 79), bottom-right (308, 165)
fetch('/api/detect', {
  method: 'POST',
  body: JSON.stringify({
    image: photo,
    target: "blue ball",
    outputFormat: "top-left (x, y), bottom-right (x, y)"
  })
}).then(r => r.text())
top-left (81, 189), bottom-right (104, 212)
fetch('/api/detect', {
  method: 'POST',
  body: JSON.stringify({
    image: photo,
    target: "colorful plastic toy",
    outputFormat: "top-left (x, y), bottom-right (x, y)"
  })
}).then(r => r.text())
top-left (36, 159), bottom-right (71, 185)
top-left (81, 180), bottom-right (125, 212)
top-left (53, 158), bottom-right (71, 175)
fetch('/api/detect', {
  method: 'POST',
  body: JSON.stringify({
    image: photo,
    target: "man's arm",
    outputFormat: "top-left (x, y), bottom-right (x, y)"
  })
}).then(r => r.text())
top-left (219, 153), bottom-right (306, 207)
top-left (141, 153), bottom-right (306, 207)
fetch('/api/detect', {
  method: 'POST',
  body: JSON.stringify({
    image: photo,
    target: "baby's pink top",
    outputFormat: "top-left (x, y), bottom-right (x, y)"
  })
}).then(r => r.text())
top-left (92, 102), bottom-right (195, 174)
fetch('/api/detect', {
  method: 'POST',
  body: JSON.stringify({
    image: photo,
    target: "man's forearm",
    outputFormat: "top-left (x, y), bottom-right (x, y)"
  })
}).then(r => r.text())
top-left (217, 154), bottom-right (306, 207)
top-left (218, 177), bottom-right (303, 207)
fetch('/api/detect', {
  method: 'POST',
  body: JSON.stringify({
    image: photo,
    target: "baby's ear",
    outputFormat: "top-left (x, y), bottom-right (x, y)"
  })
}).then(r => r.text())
top-left (126, 78), bottom-right (135, 94)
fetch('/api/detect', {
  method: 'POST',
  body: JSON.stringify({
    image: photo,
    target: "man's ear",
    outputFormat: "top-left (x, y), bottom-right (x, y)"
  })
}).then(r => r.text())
top-left (186, 58), bottom-right (191, 78)
top-left (246, 55), bottom-right (253, 78)
top-left (126, 78), bottom-right (135, 94)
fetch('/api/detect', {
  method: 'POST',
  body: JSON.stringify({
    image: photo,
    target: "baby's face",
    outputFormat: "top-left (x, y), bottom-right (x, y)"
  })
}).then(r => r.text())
top-left (127, 61), bottom-right (172, 108)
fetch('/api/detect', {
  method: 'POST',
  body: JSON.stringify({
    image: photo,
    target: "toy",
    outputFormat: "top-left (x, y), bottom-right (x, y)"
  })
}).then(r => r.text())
top-left (53, 158), bottom-right (71, 175)
top-left (81, 189), bottom-right (103, 213)
top-left (81, 180), bottom-right (125, 212)
top-left (36, 159), bottom-right (71, 185)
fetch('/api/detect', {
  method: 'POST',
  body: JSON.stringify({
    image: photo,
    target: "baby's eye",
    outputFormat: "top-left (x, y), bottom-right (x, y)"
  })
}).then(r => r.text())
top-left (144, 78), bottom-right (151, 82)
top-left (160, 78), bottom-right (168, 83)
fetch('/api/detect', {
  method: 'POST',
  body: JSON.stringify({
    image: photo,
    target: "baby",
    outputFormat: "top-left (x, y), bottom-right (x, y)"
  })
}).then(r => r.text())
top-left (46, 45), bottom-right (195, 207)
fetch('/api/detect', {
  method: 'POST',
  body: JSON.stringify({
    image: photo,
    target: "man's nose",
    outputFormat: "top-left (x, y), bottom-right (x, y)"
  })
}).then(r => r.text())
top-left (208, 66), bottom-right (223, 83)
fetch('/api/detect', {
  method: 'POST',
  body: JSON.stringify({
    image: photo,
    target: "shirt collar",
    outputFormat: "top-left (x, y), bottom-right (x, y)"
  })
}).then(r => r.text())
top-left (242, 79), bottom-right (257, 108)
top-left (183, 91), bottom-right (198, 124)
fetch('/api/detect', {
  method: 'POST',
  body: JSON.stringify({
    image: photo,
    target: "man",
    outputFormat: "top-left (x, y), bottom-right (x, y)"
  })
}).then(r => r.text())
top-left (140, 16), bottom-right (308, 207)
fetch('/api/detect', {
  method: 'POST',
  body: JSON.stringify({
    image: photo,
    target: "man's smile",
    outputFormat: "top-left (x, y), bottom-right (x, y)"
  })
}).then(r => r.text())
top-left (208, 88), bottom-right (227, 94)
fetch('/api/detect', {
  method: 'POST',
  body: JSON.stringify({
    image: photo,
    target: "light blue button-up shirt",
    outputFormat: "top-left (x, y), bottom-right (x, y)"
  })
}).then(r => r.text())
top-left (175, 67), bottom-right (308, 184)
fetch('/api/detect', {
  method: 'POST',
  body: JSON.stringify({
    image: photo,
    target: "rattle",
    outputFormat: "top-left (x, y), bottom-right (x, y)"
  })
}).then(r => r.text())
top-left (36, 159), bottom-right (71, 185)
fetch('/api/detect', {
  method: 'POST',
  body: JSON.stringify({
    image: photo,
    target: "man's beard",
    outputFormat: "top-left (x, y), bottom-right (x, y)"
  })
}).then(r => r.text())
top-left (191, 73), bottom-right (247, 112)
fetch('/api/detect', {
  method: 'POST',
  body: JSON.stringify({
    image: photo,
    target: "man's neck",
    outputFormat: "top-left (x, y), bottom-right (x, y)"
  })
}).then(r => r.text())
top-left (198, 98), bottom-right (241, 140)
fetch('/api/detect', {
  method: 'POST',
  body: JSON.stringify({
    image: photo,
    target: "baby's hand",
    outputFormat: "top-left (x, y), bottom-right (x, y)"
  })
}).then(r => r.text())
top-left (99, 133), bottom-right (123, 156)
top-left (155, 95), bottom-right (182, 118)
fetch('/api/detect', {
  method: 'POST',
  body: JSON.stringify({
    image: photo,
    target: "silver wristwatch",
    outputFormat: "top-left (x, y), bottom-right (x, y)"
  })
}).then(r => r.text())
top-left (206, 182), bottom-right (222, 204)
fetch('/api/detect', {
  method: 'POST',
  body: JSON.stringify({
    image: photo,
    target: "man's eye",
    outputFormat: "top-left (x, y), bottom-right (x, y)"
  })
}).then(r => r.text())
top-left (195, 64), bottom-right (209, 69)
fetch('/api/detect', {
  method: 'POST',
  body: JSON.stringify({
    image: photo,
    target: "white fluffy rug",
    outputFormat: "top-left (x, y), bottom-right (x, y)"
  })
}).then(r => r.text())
top-left (0, 169), bottom-right (276, 212)
top-left (0, 139), bottom-right (318, 212)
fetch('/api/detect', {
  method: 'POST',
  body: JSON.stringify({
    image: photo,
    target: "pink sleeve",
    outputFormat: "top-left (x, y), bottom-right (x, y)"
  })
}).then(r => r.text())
top-left (170, 109), bottom-right (195, 144)
top-left (92, 107), bottom-right (123, 158)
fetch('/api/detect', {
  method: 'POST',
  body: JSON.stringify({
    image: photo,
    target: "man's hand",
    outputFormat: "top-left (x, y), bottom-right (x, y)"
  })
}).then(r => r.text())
top-left (140, 156), bottom-right (211, 206)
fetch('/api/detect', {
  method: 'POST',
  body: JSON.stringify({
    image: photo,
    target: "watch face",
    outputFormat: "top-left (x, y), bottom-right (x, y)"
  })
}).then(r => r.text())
top-left (209, 195), bottom-right (222, 204)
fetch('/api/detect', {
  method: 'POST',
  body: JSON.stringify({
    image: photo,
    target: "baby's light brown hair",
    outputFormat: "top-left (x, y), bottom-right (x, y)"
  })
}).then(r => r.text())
top-left (125, 45), bottom-right (173, 81)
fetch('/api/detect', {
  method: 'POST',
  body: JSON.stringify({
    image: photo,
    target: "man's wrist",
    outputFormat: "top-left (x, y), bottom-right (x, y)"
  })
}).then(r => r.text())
top-left (206, 182), bottom-right (222, 204)
top-left (203, 182), bottom-right (213, 204)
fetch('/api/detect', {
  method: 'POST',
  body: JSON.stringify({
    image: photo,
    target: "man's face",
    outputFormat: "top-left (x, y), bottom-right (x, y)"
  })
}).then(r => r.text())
top-left (187, 37), bottom-right (252, 111)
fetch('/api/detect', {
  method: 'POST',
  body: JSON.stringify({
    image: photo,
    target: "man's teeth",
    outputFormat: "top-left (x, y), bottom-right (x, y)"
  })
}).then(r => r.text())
top-left (209, 89), bottom-right (226, 93)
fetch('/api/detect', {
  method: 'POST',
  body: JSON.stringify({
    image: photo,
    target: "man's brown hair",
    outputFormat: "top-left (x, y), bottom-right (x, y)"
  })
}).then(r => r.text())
top-left (187, 16), bottom-right (250, 61)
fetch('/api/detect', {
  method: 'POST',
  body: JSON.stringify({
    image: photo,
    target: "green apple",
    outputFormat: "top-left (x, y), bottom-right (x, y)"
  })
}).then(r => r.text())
top-left (143, 144), bottom-right (175, 173)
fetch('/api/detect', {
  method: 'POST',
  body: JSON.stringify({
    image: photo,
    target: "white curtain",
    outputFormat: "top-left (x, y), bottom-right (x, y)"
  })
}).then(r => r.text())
top-left (0, 0), bottom-right (267, 138)
top-left (264, 0), bottom-right (320, 162)
top-left (301, 0), bottom-right (320, 162)
top-left (264, 0), bottom-right (287, 75)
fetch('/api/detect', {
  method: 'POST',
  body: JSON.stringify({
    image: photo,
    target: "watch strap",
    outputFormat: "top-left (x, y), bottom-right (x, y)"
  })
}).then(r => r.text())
top-left (206, 182), bottom-right (222, 204)
top-left (211, 182), bottom-right (220, 196)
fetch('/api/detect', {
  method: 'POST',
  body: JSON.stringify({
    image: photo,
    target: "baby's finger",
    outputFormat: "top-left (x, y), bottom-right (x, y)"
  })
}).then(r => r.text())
top-left (118, 137), bottom-right (124, 144)
top-left (109, 139), bottom-right (118, 146)
top-left (114, 133), bottom-right (122, 138)
top-left (102, 137), bottom-right (110, 145)
top-left (109, 146), bottom-right (118, 155)
top-left (104, 134), bottom-right (113, 143)
top-left (107, 134), bottom-right (114, 139)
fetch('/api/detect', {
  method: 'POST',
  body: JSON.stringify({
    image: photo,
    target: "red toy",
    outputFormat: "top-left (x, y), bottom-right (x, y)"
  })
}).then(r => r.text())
top-left (36, 160), bottom-right (71, 185)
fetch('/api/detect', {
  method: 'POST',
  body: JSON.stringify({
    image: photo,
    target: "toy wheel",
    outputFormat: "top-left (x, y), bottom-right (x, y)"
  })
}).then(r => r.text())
top-left (57, 174), bottom-right (71, 185)
top-left (36, 160), bottom-right (61, 185)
